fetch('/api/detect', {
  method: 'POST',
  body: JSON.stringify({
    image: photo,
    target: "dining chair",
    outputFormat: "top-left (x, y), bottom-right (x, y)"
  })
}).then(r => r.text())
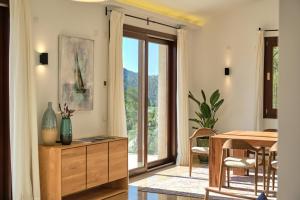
top-left (266, 142), bottom-right (278, 196)
top-left (219, 139), bottom-right (265, 196)
top-left (189, 128), bottom-right (216, 177)
top-left (247, 129), bottom-right (277, 178)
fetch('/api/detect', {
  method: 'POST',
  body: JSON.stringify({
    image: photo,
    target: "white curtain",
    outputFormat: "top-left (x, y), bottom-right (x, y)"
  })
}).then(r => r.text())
top-left (108, 10), bottom-right (127, 137)
top-left (255, 30), bottom-right (264, 131)
top-left (9, 0), bottom-right (41, 199)
top-left (158, 45), bottom-right (168, 159)
top-left (176, 29), bottom-right (190, 166)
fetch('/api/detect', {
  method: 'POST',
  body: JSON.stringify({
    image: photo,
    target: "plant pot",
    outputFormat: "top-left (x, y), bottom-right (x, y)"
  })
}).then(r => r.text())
top-left (60, 117), bottom-right (72, 145)
top-left (41, 102), bottom-right (58, 146)
top-left (196, 137), bottom-right (209, 163)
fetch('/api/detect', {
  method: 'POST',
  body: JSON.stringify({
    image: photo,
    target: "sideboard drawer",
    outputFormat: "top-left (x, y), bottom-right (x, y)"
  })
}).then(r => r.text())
top-left (109, 139), bottom-right (128, 182)
top-left (61, 147), bottom-right (86, 196)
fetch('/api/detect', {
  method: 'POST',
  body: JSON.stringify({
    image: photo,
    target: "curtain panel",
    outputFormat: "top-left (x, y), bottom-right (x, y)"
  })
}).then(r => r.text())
top-left (9, 0), bottom-right (40, 199)
top-left (176, 29), bottom-right (190, 166)
top-left (255, 31), bottom-right (264, 131)
top-left (108, 10), bottom-right (127, 137)
top-left (157, 45), bottom-right (168, 159)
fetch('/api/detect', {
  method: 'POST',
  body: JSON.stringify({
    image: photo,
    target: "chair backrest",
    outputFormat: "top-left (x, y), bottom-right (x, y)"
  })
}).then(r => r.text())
top-left (189, 128), bottom-right (216, 140)
top-left (222, 139), bottom-right (258, 152)
top-left (264, 129), bottom-right (278, 132)
top-left (270, 142), bottom-right (278, 152)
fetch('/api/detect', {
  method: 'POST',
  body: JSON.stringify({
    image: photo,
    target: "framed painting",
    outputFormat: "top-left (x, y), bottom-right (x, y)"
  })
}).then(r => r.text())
top-left (59, 35), bottom-right (94, 111)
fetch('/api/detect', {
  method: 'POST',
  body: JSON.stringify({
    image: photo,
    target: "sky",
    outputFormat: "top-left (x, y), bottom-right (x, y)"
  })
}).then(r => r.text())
top-left (123, 37), bottom-right (160, 76)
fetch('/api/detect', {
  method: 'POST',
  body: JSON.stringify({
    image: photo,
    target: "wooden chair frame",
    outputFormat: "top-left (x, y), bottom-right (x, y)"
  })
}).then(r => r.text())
top-left (219, 139), bottom-right (265, 196)
top-left (189, 128), bottom-right (216, 177)
top-left (266, 142), bottom-right (278, 196)
top-left (246, 129), bottom-right (277, 177)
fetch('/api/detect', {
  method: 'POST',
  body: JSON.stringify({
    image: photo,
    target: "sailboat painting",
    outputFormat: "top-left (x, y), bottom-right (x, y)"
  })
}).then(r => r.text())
top-left (59, 35), bottom-right (94, 111)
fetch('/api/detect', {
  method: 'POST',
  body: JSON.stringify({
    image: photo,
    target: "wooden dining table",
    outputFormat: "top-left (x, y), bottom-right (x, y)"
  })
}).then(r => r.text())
top-left (209, 131), bottom-right (278, 187)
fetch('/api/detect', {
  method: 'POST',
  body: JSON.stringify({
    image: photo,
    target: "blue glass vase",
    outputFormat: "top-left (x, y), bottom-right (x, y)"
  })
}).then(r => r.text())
top-left (60, 118), bottom-right (72, 145)
top-left (41, 102), bottom-right (58, 145)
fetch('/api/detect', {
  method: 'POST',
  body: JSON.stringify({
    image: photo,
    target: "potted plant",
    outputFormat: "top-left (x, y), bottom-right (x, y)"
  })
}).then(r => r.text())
top-left (188, 89), bottom-right (224, 162)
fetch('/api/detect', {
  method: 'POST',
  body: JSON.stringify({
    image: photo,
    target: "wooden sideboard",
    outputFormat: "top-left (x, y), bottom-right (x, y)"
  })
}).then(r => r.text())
top-left (39, 137), bottom-right (128, 200)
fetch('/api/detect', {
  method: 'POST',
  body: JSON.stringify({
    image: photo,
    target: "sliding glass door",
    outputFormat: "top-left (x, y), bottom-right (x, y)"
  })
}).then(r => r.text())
top-left (147, 41), bottom-right (169, 163)
top-left (123, 37), bottom-right (145, 170)
top-left (123, 25), bottom-right (176, 175)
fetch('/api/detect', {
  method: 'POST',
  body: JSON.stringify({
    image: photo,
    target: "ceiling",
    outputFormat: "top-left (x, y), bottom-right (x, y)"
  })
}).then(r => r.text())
top-left (112, 0), bottom-right (257, 27)
top-left (144, 0), bottom-right (256, 17)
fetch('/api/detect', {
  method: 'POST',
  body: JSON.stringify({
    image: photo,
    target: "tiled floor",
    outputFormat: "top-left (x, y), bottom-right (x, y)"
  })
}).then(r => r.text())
top-left (128, 164), bottom-right (277, 200)
top-left (106, 162), bottom-right (277, 200)
top-left (105, 186), bottom-right (200, 200)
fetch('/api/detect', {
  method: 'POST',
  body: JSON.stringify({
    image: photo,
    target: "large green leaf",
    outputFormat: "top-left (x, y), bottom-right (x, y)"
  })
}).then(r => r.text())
top-left (207, 118), bottom-right (217, 129)
top-left (213, 99), bottom-right (224, 112)
top-left (210, 90), bottom-right (220, 106)
top-left (195, 112), bottom-right (203, 119)
top-left (200, 103), bottom-right (211, 118)
top-left (204, 118), bottom-right (213, 128)
top-left (195, 112), bottom-right (205, 127)
top-left (201, 90), bottom-right (206, 102)
top-left (188, 91), bottom-right (201, 106)
top-left (189, 118), bottom-right (200, 123)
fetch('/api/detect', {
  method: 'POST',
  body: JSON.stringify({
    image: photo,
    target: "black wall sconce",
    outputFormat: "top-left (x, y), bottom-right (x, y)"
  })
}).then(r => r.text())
top-left (40, 53), bottom-right (48, 65)
top-left (224, 67), bottom-right (230, 76)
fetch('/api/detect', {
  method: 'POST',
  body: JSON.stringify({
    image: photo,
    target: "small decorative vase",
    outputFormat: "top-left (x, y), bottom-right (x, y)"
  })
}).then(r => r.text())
top-left (60, 117), bottom-right (72, 145)
top-left (41, 102), bottom-right (58, 146)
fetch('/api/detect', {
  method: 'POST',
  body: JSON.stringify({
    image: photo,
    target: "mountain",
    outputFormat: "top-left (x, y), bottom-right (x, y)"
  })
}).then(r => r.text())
top-left (124, 68), bottom-right (138, 90)
top-left (123, 68), bottom-right (158, 106)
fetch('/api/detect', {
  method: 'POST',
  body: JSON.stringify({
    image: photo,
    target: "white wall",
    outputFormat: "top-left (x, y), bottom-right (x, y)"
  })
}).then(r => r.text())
top-left (278, 0), bottom-right (300, 198)
top-left (32, 0), bottom-right (109, 140)
top-left (188, 0), bottom-right (279, 133)
top-left (31, 0), bottom-right (177, 141)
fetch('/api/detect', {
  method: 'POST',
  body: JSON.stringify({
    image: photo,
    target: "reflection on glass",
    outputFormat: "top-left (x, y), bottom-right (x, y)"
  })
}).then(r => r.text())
top-left (147, 42), bottom-right (168, 163)
top-left (272, 46), bottom-right (279, 109)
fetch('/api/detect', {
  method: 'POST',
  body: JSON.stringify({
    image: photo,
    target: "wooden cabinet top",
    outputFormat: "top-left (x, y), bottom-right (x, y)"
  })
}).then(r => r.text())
top-left (39, 136), bottom-right (127, 150)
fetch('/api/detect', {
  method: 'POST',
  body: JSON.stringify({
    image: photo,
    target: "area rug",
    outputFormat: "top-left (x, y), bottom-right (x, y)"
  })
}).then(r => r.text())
top-left (130, 165), bottom-right (277, 200)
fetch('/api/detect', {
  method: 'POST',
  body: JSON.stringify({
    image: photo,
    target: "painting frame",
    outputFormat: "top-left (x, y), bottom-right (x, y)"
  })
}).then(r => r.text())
top-left (58, 34), bottom-right (94, 111)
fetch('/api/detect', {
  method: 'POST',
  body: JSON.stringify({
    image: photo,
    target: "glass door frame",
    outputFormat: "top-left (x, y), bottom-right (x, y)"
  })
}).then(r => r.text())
top-left (124, 25), bottom-right (177, 176)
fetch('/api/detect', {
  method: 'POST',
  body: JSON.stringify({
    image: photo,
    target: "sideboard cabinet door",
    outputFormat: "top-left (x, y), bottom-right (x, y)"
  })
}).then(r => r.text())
top-left (109, 139), bottom-right (128, 182)
top-left (61, 147), bottom-right (86, 196)
top-left (87, 143), bottom-right (109, 188)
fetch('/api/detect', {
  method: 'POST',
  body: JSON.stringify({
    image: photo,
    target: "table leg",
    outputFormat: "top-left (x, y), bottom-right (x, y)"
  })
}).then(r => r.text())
top-left (209, 137), bottom-right (225, 187)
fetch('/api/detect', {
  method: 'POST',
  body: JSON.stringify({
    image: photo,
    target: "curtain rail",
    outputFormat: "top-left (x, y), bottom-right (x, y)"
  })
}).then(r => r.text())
top-left (106, 7), bottom-right (182, 30)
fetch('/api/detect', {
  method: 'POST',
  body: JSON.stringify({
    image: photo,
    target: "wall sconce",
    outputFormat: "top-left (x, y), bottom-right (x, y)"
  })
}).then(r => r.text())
top-left (40, 53), bottom-right (48, 65)
top-left (224, 67), bottom-right (230, 76)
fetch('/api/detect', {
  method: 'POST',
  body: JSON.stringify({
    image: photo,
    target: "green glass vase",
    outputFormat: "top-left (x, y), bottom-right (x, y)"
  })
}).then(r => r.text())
top-left (41, 102), bottom-right (58, 145)
top-left (60, 117), bottom-right (72, 145)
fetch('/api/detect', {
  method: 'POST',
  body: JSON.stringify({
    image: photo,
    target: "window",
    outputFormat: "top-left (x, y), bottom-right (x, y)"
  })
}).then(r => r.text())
top-left (122, 25), bottom-right (177, 175)
top-left (264, 37), bottom-right (279, 118)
